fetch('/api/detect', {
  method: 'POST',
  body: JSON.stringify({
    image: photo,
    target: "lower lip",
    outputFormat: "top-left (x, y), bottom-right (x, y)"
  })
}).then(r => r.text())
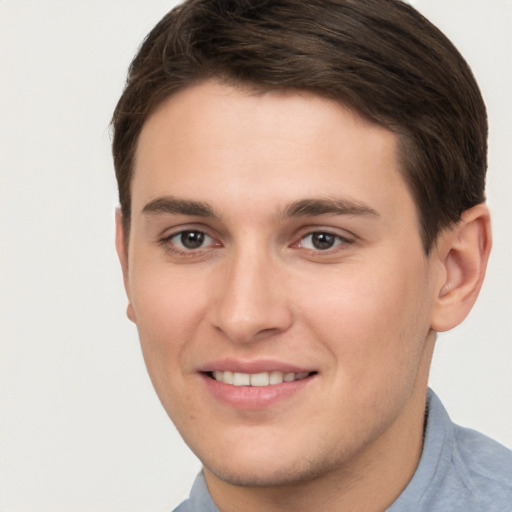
top-left (201, 374), bottom-right (314, 410)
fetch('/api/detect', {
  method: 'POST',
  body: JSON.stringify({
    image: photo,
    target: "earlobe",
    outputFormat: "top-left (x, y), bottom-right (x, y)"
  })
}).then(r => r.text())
top-left (430, 203), bottom-right (492, 332)
top-left (115, 209), bottom-right (137, 323)
top-left (127, 303), bottom-right (136, 322)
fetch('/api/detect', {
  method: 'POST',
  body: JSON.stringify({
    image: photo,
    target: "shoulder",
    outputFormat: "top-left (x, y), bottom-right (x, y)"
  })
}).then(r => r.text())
top-left (423, 391), bottom-right (512, 512)
top-left (450, 424), bottom-right (512, 508)
top-left (389, 390), bottom-right (512, 512)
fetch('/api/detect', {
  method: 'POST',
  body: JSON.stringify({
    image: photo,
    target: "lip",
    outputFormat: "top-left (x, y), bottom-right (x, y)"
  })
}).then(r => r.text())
top-left (198, 358), bottom-right (317, 410)
top-left (198, 358), bottom-right (313, 374)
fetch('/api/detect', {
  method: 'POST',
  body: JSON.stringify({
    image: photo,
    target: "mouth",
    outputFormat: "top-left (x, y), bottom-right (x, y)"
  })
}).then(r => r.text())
top-left (198, 359), bottom-right (318, 409)
top-left (205, 370), bottom-right (317, 387)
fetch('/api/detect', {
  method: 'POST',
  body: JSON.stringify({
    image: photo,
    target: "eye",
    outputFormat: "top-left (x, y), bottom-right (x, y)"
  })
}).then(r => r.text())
top-left (299, 232), bottom-right (347, 251)
top-left (168, 230), bottom-right (215, 250)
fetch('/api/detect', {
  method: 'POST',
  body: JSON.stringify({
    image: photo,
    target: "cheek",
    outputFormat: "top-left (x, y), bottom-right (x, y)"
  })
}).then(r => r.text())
top-left (129, 270), bottom-right (212, 430)
top-left (132, 260), bottom-right (207, 329)
top-left (129, 267), bottom-right (208, 382)
top-left (297, 257), bottom-right (432, 381)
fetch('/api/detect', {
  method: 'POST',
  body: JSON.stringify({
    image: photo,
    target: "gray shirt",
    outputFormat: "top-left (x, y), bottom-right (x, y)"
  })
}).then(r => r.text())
top-left (173, 389), bottom-right (512, 511)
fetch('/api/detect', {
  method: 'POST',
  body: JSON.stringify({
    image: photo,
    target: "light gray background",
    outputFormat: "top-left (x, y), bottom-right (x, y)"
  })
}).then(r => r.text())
top-left (0, 1), bottom-right (510, 510)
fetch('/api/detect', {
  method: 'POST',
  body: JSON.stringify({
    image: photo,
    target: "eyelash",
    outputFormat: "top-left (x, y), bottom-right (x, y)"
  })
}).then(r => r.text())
top-left (158, 228), bottom-right (354, 257)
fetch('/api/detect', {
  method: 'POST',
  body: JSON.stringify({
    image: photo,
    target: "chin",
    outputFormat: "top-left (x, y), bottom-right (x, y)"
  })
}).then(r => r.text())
top-left (198, 432), bottom-right (352, 490)
top-left (204, 456), bottom-right (326, 488)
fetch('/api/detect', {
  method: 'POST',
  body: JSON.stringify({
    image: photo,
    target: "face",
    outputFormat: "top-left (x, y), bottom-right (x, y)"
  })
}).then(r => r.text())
top-left (119, 81), bottom-right (442, 488)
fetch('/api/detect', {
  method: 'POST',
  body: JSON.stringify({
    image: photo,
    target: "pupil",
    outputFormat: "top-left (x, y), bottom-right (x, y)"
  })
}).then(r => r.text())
top-left (312, 232), bottom-right (335, 250)
top-left (181, 231), bottom-right (205, 249)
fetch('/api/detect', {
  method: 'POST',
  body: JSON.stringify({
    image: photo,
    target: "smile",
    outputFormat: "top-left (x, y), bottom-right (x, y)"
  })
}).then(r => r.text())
top-left (210, 370), bottom-right (313, 387)
top-left (201, 365), bottom-right (318, 409)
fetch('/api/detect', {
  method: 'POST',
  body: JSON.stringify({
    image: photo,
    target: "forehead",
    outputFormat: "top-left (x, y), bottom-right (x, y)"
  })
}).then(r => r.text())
top-left (132, 81), bottom-right (413, 224)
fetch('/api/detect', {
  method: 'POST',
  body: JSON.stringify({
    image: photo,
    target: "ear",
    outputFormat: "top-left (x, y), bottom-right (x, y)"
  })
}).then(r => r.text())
top-left (115, 209), bottom-right (136, 323)
top-left (430, 203), bottom-right (492, 332)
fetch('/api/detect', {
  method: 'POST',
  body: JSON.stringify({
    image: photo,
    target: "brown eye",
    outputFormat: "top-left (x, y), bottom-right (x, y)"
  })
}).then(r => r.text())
top-left (300, 232), bottom-right (347, 251)
top-left (311, 233), bottom-right (336, 250)
top-left (167, 230), bottom-right (213, 250)
top-left (180, 231), bottom-right (206, 249)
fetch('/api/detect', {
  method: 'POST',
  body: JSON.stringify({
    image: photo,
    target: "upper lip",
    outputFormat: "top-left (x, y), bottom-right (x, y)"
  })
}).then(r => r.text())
top-left (198, 358), bottom-right (315, 374)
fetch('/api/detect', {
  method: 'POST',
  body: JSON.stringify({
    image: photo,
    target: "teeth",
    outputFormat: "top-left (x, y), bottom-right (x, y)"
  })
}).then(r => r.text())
top-left (283, 372), bottom-right (295, 382)
top-left (250, 372), bottom-right (269, 387)
top-left (269, 371), bottom-right (284, 385)
top-left (211, 370), bottom-right (311, 386)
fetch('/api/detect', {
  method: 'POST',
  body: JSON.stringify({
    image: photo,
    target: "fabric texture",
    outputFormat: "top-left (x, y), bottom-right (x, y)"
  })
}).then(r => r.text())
top-left (172, 389), bottom-right (512, 512)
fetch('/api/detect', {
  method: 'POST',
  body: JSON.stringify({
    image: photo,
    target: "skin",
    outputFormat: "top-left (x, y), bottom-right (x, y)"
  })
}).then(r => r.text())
top-left (116, 81), bottom-right (491, 512)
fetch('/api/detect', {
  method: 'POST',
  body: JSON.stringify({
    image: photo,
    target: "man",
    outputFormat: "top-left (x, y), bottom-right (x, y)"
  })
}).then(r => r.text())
top-left (111, 0), bottom-right (512, 510)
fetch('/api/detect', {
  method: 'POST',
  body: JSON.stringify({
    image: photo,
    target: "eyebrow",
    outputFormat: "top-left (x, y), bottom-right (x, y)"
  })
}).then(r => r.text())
top-left (142, 196), bottom-right (220, 218)
top-left (141, 196), bottom-right (379, 220)
top-left (281, 198), bottom-right (379, 219)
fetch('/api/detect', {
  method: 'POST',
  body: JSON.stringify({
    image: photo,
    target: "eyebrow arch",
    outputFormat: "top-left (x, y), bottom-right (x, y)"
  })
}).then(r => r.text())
top-left (281, 198), bottom-right (379, 219)
top-left (142, 196), bottom-right (220, 218)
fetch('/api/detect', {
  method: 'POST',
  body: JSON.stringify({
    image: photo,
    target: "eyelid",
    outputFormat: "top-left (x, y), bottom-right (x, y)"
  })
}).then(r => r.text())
top-left (293, 225), bottom-right (355, 242)
top-left (157, 222), bottom-right (216, 241)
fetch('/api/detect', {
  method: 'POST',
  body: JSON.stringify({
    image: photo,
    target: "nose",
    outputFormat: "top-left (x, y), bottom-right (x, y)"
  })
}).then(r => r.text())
top-left (209, 246), bottom-right (294, 344)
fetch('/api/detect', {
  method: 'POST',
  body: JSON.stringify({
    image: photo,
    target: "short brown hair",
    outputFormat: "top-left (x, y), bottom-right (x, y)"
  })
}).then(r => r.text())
top-left (112, 0), bottom-right (487, 252)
